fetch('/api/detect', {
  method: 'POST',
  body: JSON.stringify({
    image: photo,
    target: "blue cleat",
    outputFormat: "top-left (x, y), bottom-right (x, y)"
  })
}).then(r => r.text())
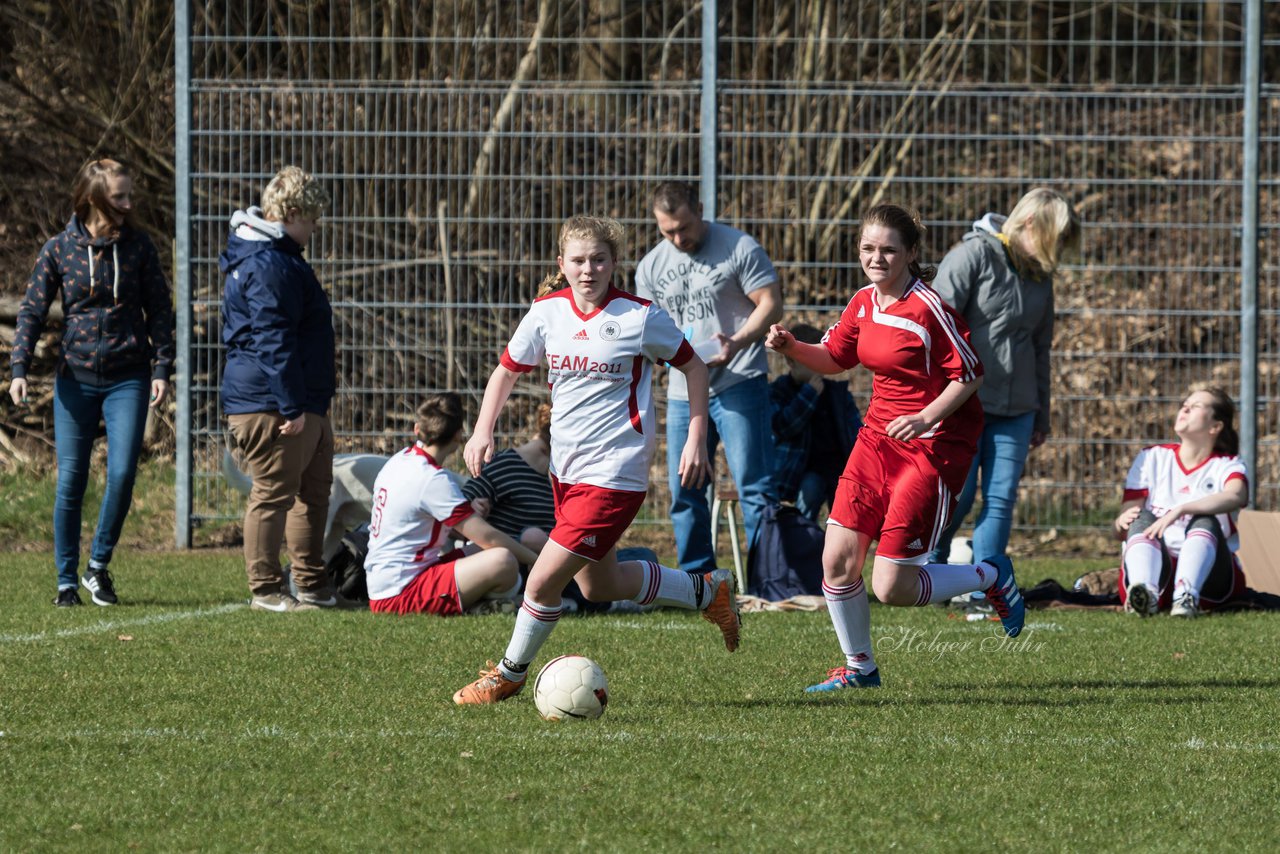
top-left (805, 666), bottom-right (882, 692)
top-left (983, 555), bottom-right (1025, 638)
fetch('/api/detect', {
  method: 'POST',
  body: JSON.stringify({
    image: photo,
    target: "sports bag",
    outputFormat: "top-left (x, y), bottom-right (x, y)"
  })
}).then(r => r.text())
top-left (326, 524), bottom-right (371, 602)
top-left (747, 503), bottom-right (826, 600)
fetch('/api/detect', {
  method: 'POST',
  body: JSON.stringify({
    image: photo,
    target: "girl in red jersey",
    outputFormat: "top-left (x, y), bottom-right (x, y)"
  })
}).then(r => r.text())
top-left (453, 216), bottom-right (741, 706)
top-left (766, 204), bottom-right (1025, 693)
top-left (1114, 386), bottom-right (1248, 618)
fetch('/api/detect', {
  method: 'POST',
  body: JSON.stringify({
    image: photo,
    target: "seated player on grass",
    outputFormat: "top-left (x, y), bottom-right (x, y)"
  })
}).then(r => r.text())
top-left (1114, 386), bottom-right (1248, 618)
top-left (364, 393), bottom-right (541, 616)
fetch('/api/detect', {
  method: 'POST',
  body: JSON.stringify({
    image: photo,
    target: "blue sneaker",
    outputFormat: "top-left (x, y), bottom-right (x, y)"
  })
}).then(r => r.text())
top-left (983, 555), bottom-right (1025, 638)
top-left (805, 666), bottom-right (882, 692)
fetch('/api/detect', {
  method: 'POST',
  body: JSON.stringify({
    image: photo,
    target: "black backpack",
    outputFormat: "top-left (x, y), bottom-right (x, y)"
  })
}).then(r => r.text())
top-left (746, 503), bottom-right (826, 600)
top-left (326, 524), bottom-right (371, 602)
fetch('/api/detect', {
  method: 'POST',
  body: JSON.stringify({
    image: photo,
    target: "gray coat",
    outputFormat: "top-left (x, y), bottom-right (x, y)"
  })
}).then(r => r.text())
top-left (931, 215), bottom-right (1053, 434)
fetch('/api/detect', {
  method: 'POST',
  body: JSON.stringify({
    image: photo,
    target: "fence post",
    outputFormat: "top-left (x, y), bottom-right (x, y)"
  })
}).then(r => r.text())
top-left (174, 0), bottom-right (193, 548)
top-left (700, 0), bottom-right (718, 221)
top-left (1241, 0), bottom-right (1261, 504)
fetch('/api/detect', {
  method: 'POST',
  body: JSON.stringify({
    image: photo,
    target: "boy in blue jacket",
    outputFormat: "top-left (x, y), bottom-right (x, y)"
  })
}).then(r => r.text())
top-left (220, 166), bottom-right (338, 612)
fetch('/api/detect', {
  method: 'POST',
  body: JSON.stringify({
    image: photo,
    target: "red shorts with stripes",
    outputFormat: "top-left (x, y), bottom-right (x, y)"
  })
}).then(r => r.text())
top-left (549, 476), bottom-right (647, 561)
top-left (369, 549), bottom-right (466, 616)
top-left (828, 429), bottom-right (971, 562)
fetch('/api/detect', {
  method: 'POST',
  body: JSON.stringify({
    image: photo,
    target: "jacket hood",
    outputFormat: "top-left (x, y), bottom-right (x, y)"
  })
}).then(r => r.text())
top-left (220, 207), bottom-right (299, 272)
top-left (65, 213), bottom-right (127, 248)
top-left (230, 206), bottom-right (286, 241)
top-left (972, 213), bottom-right (1007, 235)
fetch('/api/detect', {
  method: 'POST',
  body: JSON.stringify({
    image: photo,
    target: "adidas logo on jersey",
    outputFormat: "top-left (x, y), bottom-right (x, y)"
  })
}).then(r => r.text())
top-left (908, 538), bottom-right (924, 550)
top-left (581, 534), bottom-right (597, 548)
top-left (572, 328), bottom-right (590, 341)
top-left (856, 305), bottom-right (866, 318)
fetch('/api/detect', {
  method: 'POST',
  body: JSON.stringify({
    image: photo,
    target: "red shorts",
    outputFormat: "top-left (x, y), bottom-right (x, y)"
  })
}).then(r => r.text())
top-left (549, 476), bottom-right (647, 561)
top-left (828, 429), bottom-right (968, 562)
top-left (369, 549), bottom-right (466, 616)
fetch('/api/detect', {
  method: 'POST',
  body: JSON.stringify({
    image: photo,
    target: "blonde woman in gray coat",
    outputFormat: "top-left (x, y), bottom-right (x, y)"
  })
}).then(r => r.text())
top-left (929, 189), bottom-right (1081, 567)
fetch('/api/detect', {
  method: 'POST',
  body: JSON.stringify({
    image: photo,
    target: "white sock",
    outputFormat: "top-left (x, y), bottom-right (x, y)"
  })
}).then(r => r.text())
top-left (1173, 530), bottom-right (1217, 600)
top-left (634, 561), bottom-right (705, 610)
top-left (1124, 536), bottom-right (1163, 596)
top-left (822, 578), bottom-right (876, 674)
top-left (499, 598), bottom-right (561, 680)
top-left (913, 562), bottom-right (996, 606)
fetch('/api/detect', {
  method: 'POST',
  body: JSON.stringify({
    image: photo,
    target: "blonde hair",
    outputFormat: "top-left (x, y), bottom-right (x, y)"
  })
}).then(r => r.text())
top-left (261, 166), bottom-right (330, 222)
top-left (536, 215), bottom-right (626, 297)
top-left (1002, 188), bottom-right (1081, 280)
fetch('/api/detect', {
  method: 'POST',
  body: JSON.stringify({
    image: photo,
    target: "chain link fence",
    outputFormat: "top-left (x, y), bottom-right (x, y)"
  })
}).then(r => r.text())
top-left (176, 0), bottom-right (1280, 545)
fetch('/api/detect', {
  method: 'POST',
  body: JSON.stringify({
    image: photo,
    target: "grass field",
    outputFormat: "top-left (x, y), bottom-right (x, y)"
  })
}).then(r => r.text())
top-left (3, 548), bottom-right (1279, 852)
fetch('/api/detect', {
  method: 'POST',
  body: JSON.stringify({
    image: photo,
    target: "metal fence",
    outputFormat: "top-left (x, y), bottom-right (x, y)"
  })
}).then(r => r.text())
top-left (175, 0), bottom-right (1280, 546)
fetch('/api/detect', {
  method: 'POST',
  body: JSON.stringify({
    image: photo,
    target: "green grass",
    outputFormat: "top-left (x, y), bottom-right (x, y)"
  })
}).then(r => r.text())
top-left (2, 550), bottom-right (1278, 852)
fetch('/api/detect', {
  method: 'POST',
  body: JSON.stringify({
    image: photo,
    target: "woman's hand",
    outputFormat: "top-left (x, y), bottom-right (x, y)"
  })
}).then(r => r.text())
top-left (1143, 509), bottom-right (1181, 541)
top-left (9, 378), bottom-right (28, 407)
top-left (677, 436), bottom-right (711, 490)
top-left (885, 412), bottom-right (934, 441)
top-left (470, 497), bottom-right (492, 518)
top-left (764, 324), bottom-right (793, 352)
top-left (464, 433), bottom-right (495, 478)
top-left (150, 379), bottom-right (170, 408)
top-left (1113, 505), bottom-right (1141, 540)
top-left (279, 414), bottom-right (306, 436)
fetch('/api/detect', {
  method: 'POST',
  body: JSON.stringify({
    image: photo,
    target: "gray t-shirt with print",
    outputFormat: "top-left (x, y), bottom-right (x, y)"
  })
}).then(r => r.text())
top-left (634, 221), bottom-right (778, 400)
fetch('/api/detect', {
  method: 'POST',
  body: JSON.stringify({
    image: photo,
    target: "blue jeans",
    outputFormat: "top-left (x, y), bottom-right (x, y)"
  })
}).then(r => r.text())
top-left (932, 411), bottom-right (1035, 565)
top-left (53, 373), bottom-right (150, 587)
top-left (795, 470), bottom-right (829, 523)
top-left (666, 375), bottom-right (777, 572)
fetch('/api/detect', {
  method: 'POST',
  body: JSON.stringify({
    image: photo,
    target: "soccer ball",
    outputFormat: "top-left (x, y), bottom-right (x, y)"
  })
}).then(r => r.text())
top-left (533, 655), bottom-right (609, 721)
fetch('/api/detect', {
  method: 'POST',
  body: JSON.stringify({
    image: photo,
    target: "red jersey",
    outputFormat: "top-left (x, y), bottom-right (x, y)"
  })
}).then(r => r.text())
top-left (822, 280), bottom-right (984, 458)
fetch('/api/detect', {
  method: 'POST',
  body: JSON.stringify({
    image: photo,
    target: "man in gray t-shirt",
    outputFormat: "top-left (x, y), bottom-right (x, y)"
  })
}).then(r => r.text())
top-left (635, 181), bottom-right (781, 573)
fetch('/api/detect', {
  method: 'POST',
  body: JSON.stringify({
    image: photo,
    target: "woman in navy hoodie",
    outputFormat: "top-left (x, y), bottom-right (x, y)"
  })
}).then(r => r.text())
top-left (9, 158), bottom-right (175, 607)
top-left (220, 166), bottom-right (337, 612)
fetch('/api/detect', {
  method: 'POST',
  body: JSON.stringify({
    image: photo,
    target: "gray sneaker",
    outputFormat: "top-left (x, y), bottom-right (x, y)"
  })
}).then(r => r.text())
top-left (250, 591), bottom-right (319, 612)
top-left (296, 587), bottom-right (361, 609)
top-left (1170, 591), bottom-right (1200, 618)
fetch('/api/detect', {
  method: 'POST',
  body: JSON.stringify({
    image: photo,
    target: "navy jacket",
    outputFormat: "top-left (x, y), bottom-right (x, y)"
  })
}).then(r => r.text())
top-left (11, 215), bottom-right (175, 384)
top-left (219, 208), bottom-right (335, 419)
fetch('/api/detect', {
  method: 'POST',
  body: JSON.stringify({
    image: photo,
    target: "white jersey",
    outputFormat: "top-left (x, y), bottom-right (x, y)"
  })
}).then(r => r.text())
top-left (500, 286), bottom-right (693, 492)
top-left (365, 443), bottom-right (474, 600)
top-left (1123, 443), bottom-right (1248, 554)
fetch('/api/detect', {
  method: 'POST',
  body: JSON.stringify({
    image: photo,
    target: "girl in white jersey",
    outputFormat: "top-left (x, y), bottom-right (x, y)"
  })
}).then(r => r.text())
top-left (1115, 387), bottom-right (1248, 617)
top-left (453, 216), bottom-right (741, 706)
top-left (364, 393), bottom-right (542, 617)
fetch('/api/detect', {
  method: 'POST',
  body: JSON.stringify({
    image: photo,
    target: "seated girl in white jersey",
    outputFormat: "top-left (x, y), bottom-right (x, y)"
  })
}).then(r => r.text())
top-left (1114, 386), bottom-right (1249, 618)
top-left (363, 393), bottom-right (541, 616)
top-left (452, 215), bottom-right (741, 706)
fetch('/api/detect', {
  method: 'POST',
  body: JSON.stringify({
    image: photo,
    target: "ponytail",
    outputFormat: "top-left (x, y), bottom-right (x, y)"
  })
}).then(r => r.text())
top-left (537, 270), bottom-right (566, 298)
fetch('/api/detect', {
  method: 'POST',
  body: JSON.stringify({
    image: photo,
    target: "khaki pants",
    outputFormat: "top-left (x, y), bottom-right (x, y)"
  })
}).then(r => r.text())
top-left (227, 412), bottom-right (334, 596)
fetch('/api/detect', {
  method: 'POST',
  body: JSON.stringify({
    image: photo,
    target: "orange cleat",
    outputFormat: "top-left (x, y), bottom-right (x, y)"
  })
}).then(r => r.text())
top-left (700, 569), bottom-right (741, 652)
top-left (452, 661), bottom-right (526, 705)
